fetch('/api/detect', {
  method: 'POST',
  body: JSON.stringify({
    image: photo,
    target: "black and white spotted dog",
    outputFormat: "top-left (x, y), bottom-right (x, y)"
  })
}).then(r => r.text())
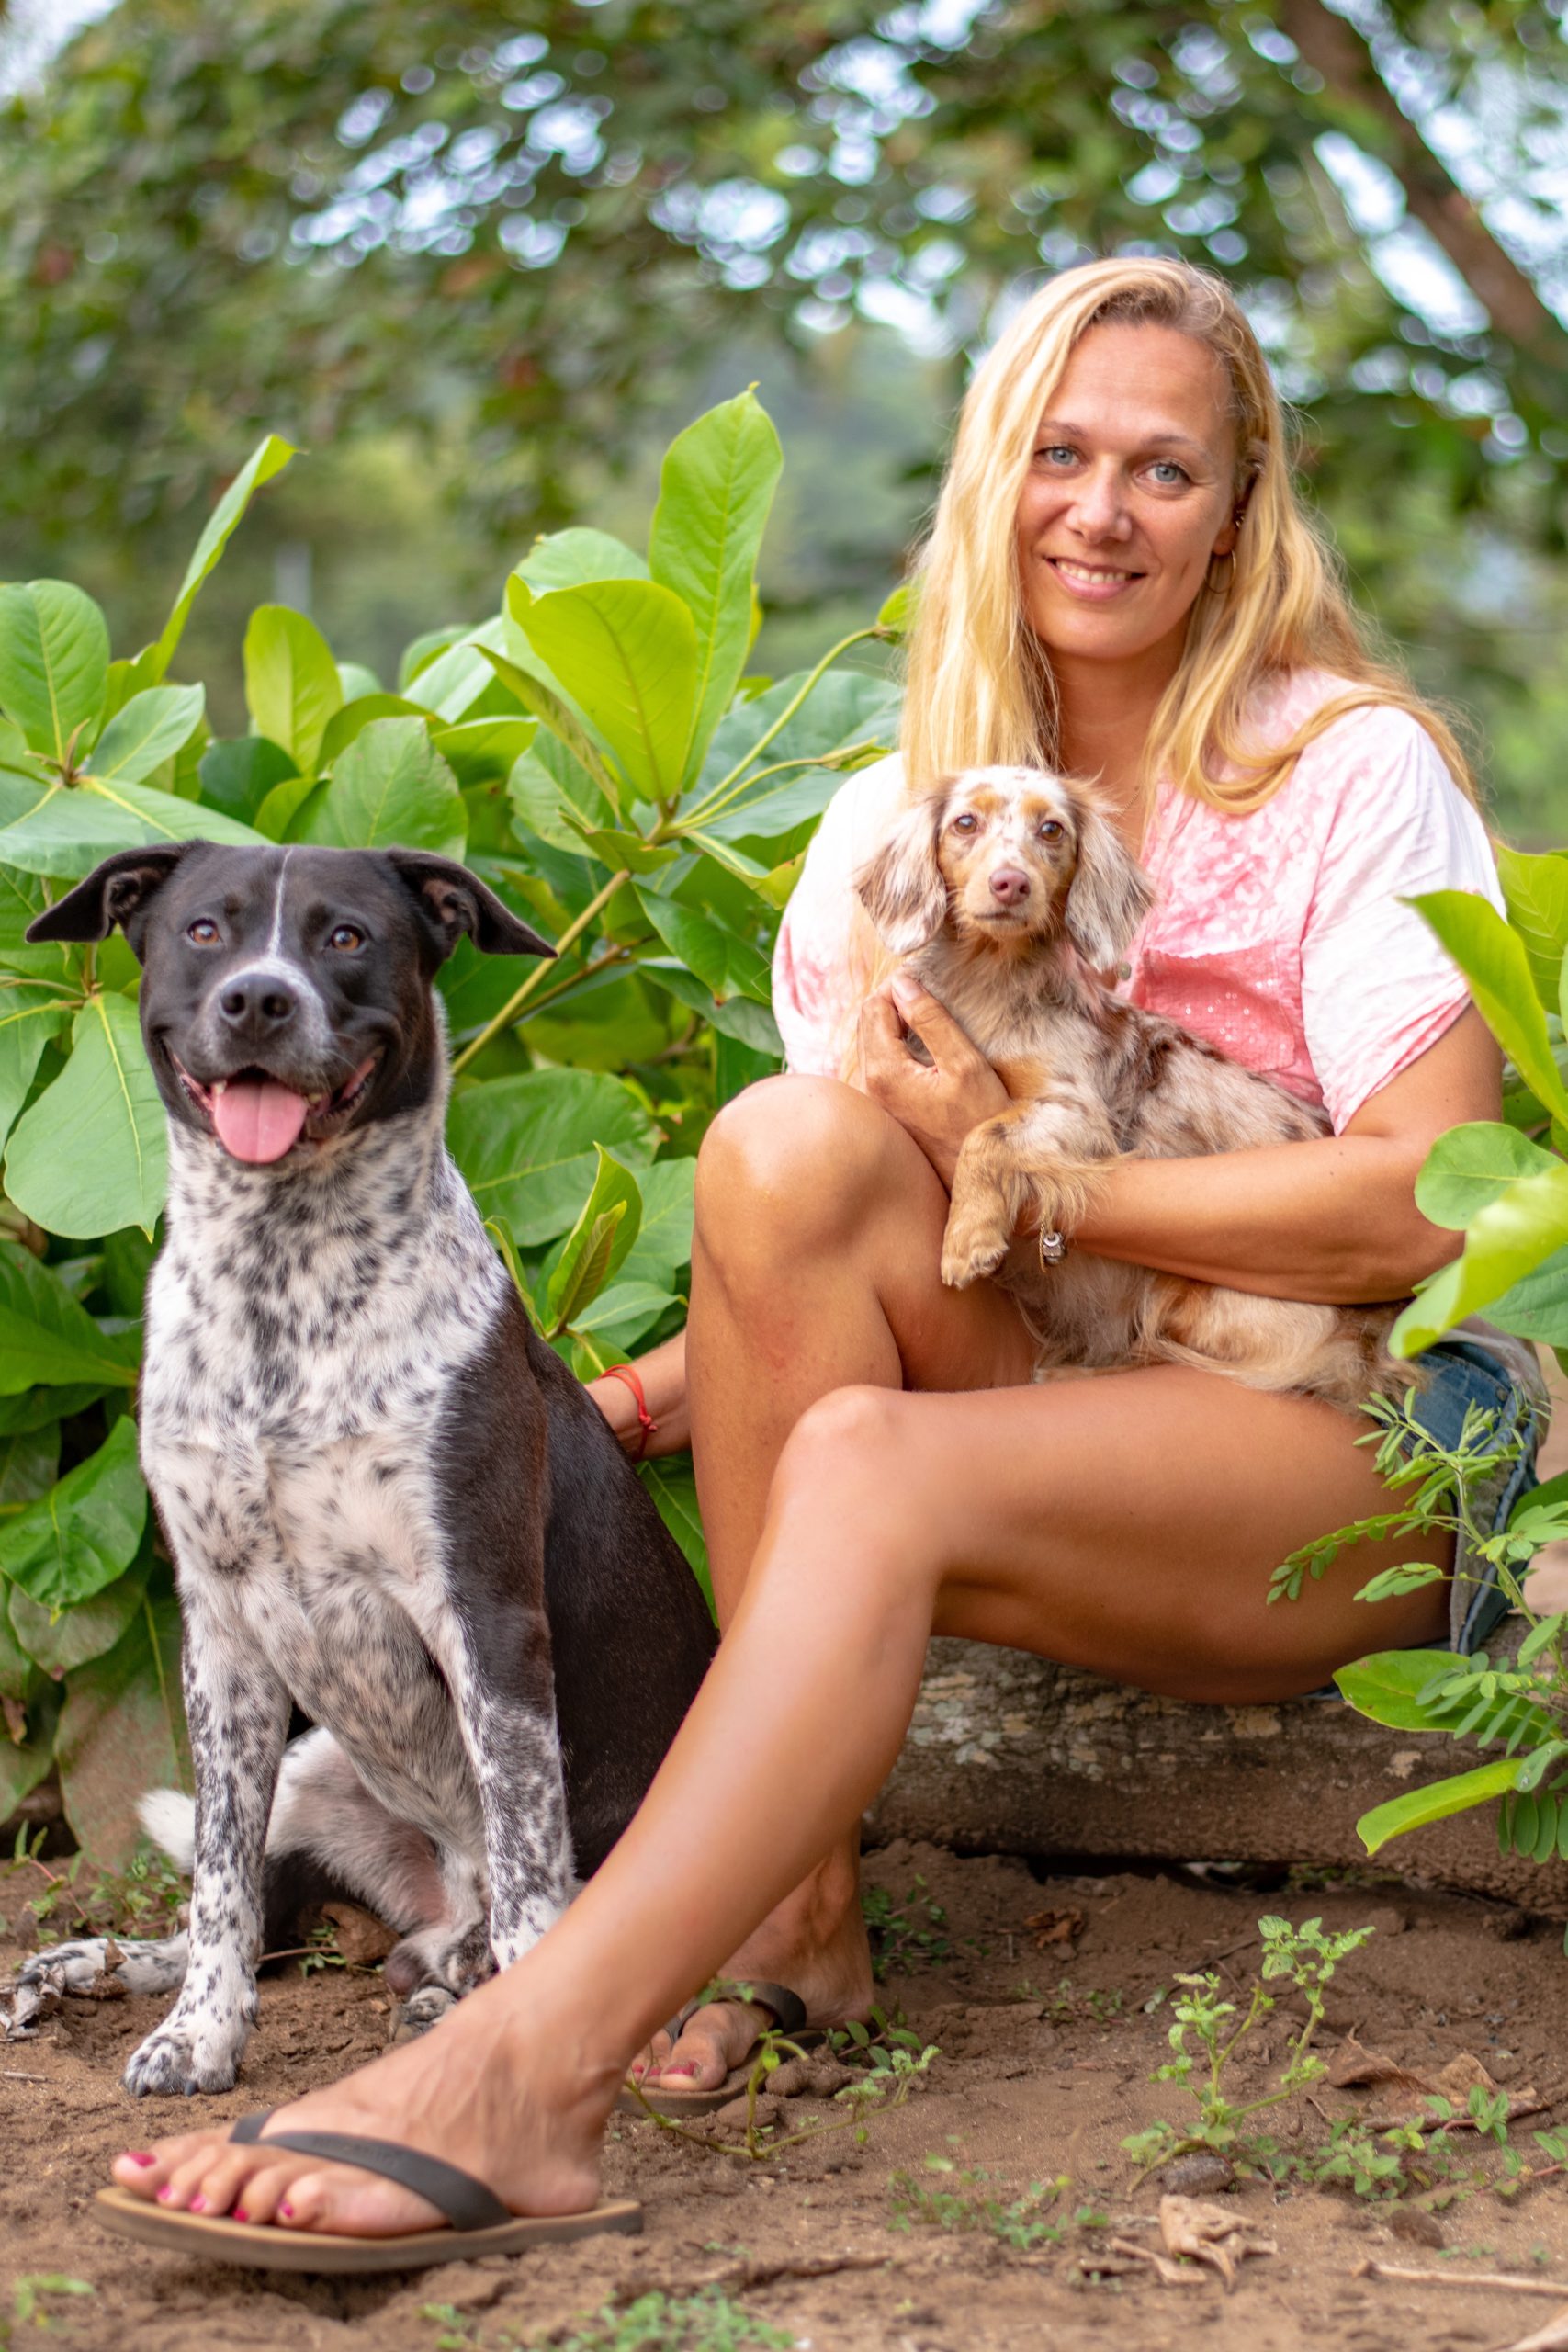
top-left (8, 841), bottom-right (715, 2096)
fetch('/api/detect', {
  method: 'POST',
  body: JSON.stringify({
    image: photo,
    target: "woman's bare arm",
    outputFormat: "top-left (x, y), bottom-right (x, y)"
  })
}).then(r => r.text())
top-left (586, 1331), bottom-right (691, 1456)
top-left (857, 973), bottom-right (1497, 1305)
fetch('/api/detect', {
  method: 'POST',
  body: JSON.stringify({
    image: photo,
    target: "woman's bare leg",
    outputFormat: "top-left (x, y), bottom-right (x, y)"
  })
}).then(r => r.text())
top-left (113, 1087), bottom-right (1456, 2235)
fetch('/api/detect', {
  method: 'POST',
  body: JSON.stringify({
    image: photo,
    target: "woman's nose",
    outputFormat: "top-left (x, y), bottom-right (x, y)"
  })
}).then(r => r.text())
top-left (1068, 466), bottom-right (1132, 541)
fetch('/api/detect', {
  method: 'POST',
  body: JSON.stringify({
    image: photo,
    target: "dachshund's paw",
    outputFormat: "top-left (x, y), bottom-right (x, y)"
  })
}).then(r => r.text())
top-left (123, 2011), bottom-right (245, 2098)
top-left (941, 1211), bottom-right (1010, 1289)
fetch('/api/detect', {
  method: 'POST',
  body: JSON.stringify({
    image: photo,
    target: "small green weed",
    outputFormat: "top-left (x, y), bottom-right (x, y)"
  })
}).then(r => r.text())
top-left (0, 2280), bottom-right (95, 2346)
top-left (862, 1876), bottom-right (952, 1978)
top-left (422, 2288), bottom-right (795, 2352)
top-left (4, 1829), bottom-right (186, 1945)
top-left (888, 2155), bottom-right (1105, 2250)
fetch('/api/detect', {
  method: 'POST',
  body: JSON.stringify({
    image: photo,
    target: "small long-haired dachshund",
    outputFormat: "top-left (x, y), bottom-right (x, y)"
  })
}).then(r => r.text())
top-left (854, 763), bottom-right (1411, 1411)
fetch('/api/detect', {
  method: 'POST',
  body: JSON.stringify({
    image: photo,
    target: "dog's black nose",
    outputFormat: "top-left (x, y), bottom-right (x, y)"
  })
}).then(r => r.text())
top-left (989, 866), bottom-right (1031, 906)
top-left (218, 969), bottom-right (299, 1036)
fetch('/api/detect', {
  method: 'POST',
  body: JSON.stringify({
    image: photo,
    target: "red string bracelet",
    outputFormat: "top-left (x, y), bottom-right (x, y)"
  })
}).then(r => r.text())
top-left (600, 1363), bottom-right (659, 1460)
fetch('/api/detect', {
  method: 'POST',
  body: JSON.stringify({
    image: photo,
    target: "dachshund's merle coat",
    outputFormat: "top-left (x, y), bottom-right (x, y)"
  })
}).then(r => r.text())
top-left (7, 842), bottom-right (713, 2095)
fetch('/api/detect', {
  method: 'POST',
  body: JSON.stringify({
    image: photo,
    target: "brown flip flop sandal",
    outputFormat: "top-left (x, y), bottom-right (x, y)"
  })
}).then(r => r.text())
top-left (616, 1980), bottom-right (821, 2119)
top-left (94, 2110), bottom-right (641, 2274)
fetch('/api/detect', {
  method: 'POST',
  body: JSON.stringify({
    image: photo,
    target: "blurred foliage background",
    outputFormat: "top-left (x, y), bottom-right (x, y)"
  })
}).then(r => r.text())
top-left (4, 0), bottom-right (1568, 834)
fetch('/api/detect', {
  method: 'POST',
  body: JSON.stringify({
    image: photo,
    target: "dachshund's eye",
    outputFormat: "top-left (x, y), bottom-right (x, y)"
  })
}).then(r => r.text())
top-left (328, 923), bottom-right (366, 952)
top-left (1039, 820), bottom-right (1066, 842)
top-left (186, 918), bottom-right (221, 946)
top-left (952, 812), bottom-right (979, 833)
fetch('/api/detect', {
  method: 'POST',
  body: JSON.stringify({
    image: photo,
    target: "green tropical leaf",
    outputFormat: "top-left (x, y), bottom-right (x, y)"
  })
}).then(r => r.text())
top-left (431, 716), bottom-right (536, 789)
top-left (567, 1280), bottom-right (680, 1345)
top-left (694, 668), bottom-right (902, 841)
top-left (1408, 890), bottom-right (1568, 1124)
top-left (1335, 1648), bottom-right (1469, 1728)
top-left (507, 750), bottom-right (615, 855)
top-left (402, 616), bottom-right (511, 727)
top-left (243, 604), bottom-right (342, 773)
top-left (317, 694), bottom-right (426, 766)
top-left (1482, 1245), bottom-right (1568, 1347)
top-left (1356, 1758), bottom-right (1529, 1857)
top-left (0, 765), bottom-right (264, 879)
top-left (0, 1243), bottom-right (137, 1395)
top-left (0, 582), bottom-right (110, 762)
top-left (515, 528), bottom-right (649, 593)
top-left (0, 1686), bottom-right (60, 1819)
top-left (197, 735), bottom-right (298, 824)
top-left (1495, 846), bottom-right (1568, 1007)
top-left (296, 717), bottom-right (466, 856)
top-left (9, 1543), bottom-right (151, 1677)
top-left (637, 1457), bottom-right (713, 1618)
top-left (0, 979), bottom-right (73, 1153)
top-left (0, 1420), bottom-right (60, 1512)
top-left (0, 866), bottom-right (81, 985)
top-left (0, 1414), bottom-right (146, 1613)
top-left (617, 1157), bottom-right (696, 1287)
top-left (640, 958), bottom-right (784, 1053)
top-left (5, 990), bottom-right (168, 1238)
top-left (513, 577), bottom-right (699, 806)
top-left (82, 684), bottom-right (206, 788)
top-left (447, 1069), bottom-right (657, 1247)
top-left (150, 433), bottom-right (296, 680)
top-left (55, 1580), bottom-right (188, 1865)
top-left (649, 389), bottom-right (783, 774)
top-left (1415, 1121), bottom-right (1561, 1230)
top-left (635, 886), bottom-right (772, 1003)
top-left (546, 1147), bottom-right (644, 1331)
top-left (1393, 1159), bottom-right (1568, 1354)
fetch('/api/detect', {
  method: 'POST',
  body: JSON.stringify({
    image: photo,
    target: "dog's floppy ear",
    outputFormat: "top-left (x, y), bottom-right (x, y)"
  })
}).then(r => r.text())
top-left (25, 843), bottom-right (193, 951)
top-left (854, 788), bottom-right (950, 956)
top-left (385, 851), bottom-right (557, 963)
top-left (1064, 803), bottom-right (1155, 970)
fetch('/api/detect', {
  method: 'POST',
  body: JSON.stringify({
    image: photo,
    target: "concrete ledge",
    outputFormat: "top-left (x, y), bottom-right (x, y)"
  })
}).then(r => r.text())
top-left (868, 1627), bottom-right (1568, 1913)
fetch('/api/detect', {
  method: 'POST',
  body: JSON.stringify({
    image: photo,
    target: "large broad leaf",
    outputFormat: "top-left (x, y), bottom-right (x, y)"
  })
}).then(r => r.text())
top-left (317, 693), bottom-right (427, 766)
top-left (0, 1686), bottom-right (60, 1820)
top-left (1495, 846), bottom-right (1568, 1008)
top-left (447, 1069), bottom-right (657, 1247)
top-left (82, 684), bottom-right (206, 788)
top-left (0, 1421), bottom-right (59, 1511)
top-left (1409, 890), bottom-right (1568, 1124)
top-left (296, 717), bottom-right (466, 856)
top-left (635, 887), bottom-right (772, 1004)
top-left (197, 735), bottom-right (298, 824)
top-left (0, 980), bottom-right (73, 1153)
top-left (1393, 1159), bottom-right (1568, 1353)
top-left (569, 1280), bottom-right (681, 1347)
top-left (9, 1542), bottom-right (151, 1678)
top-left (0, 865), bottom-right (83, 985)
top-left (5, 990), bottom-right (168, 1238)
top-left (151, 433), bottom-right (297, 679)
top-left (403, 616), bottom-right (513, 727)
top-left (1476, 1243), bottom-right (1568, 1347)
top-left (618, 1157), bottom-right (697, 1287)
top-left (431, 716), bottom-right (536, 792)
top-left (1415, 1121), bottom-right (1560, 1230)
top-left (55, 1580), bottom-right (188, 1865)
top-left (515, 528), bottom-right (649, 593)
top-left (1357, 1758), bottom-right (1526, 1857)
top-left (514, 578), bottom-right (699, 806)
top-left (0, 1242), bottom-right (138, 1394)
top-left (0, 764), bottom-right (264, 879)
top-left (243, 604), bottom-right (342, 773)
top-left (694, 668), bottom-right (903, 841)
top-left (1336, 1648), bottom-right (1495, 1730)
top-left (641, 958), bottom-right (785, 1054)
top-left (545, 1148), bottom-right (643, 1331)
top-left (0, 582), bottom-right (110, 762)
top-left (0, 1413), bottom-right (147, 1612)
top-left (637, 1457), bottom-right (713, 1618)
top-left (649, 390), bottom-right (783, 774)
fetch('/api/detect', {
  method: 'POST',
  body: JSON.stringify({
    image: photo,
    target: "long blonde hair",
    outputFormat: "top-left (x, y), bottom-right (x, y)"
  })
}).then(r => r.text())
top-left (900, 257), bottom-right (1477, 814)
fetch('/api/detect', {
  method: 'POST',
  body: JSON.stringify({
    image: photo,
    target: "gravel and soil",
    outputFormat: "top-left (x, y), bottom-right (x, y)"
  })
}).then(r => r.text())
top-left (5, 1837), bottom-right (1568, 2352)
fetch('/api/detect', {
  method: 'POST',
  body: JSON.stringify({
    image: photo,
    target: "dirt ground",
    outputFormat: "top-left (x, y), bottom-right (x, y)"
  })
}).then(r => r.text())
top-left (5, 1839), bottom-right (1568, 2352)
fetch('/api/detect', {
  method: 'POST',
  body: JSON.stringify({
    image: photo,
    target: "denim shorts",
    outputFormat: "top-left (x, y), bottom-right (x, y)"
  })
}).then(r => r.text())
top-left (1400, 1327), bottom-right (1549, 1654)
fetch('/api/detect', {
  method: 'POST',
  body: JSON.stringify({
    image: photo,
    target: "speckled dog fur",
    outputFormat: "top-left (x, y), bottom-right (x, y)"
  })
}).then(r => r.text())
top-left (14, 842), bottom-right (714, 2094)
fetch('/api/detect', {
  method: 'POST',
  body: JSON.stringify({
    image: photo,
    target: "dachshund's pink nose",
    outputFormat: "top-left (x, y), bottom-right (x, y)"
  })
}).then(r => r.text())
top-left (989, 866), bottom-right (1031, 906)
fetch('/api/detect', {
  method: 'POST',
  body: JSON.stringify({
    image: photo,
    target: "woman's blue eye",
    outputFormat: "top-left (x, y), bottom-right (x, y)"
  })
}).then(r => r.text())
top-left (1149, 460), bottom-right (1189, 485)
top-left (1037, 444), bottom-right (1077, 466)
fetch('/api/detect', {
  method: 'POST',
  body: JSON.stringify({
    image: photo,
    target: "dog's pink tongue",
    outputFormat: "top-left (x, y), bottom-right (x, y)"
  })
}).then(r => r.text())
top-left (211, 1080), bottom-right (310, 1163)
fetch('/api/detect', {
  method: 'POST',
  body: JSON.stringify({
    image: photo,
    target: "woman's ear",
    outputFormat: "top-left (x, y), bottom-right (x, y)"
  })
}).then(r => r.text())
top-left (1064, 801), bottom-right (1155, 970)
top-left (854, 789), bottom-right (950, 956)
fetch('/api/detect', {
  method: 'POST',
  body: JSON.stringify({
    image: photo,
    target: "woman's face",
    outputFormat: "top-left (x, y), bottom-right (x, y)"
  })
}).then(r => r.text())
top-left (1014, 322), bottom-right (1241, 673)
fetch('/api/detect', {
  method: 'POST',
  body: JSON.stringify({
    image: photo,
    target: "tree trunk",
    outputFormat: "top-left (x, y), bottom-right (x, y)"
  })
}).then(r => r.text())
top-left (868, 1623), bottom-right (1568, 1912)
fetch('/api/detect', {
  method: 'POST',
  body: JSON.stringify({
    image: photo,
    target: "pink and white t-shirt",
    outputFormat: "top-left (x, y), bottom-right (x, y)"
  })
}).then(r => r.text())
top-left (772, 670), bottom-right (1502, 1134)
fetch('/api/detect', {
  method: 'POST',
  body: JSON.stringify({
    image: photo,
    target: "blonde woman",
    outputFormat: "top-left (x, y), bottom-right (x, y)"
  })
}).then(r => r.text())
top-left (111, 258), bottom-right (1545, 2253)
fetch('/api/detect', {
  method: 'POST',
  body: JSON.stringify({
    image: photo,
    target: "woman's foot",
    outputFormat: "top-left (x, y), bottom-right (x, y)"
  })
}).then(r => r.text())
top-left (109, 1970), bottom-right (617, 2239)
top-left (632, 1849), bottom-right (874, 2093)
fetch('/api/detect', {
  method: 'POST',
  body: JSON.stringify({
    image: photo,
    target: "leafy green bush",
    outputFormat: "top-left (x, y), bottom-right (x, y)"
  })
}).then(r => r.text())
top-left (0, 391), bottom-right (901, 1861)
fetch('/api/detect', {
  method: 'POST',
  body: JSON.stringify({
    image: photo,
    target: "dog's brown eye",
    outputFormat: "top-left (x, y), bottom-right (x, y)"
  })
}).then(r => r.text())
top-left (1039, 820), bottom-right (1065, 842)
top-left (953, 813), bottom-right (979, 833)
top-left (329, 924), bottom-right (365, 952)
top-left (186, 918), bottom-right (220, 945)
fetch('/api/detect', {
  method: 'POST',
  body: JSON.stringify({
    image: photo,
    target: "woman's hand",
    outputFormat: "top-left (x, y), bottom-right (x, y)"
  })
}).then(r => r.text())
top-left (855, 971), bottom-right (1010, 1190)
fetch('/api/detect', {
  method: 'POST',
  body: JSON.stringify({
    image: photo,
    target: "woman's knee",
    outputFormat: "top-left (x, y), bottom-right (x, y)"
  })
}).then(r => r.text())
top-left (773, 1384), bottom-right (925, 1534)
top-left (694, 1074), bottom-right (921, 1267)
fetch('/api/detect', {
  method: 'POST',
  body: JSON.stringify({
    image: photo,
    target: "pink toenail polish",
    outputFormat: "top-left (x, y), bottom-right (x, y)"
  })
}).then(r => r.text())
top-left (127, 2153), bottom-right (156, 2167)
top-left (157, 2187), bottom-right (175, 2203)
top-left (663, 2064), bottom-right (696, 2079)
top-left (233, 2211), bottom-right (249, 2224)
top-left (188, 2197), bottom-right (207, 2214)
top-left (279, 2202), bottom-right (294, 2221)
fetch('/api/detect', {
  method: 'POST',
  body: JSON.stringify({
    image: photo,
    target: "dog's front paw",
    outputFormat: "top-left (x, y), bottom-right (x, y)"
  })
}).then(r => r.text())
top-left (389, 1984), bottom-right (457, 2044)
top-left (941, 1203), bottom-right (1010, 1290)
top-left (123, 2012), bottom-right (245, 2098)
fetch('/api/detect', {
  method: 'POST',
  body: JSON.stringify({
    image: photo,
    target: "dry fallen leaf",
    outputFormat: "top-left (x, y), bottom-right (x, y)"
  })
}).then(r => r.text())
top-left (1433, 2052), bottom-right (1498, 2102)
top-left (1157, 2195), bottom-right (1277, 2290)
top-left (1328, 2033), bottom-right (1434, 2096)
top-left (320, 1901), bottom-right (398, 1967)
top-left (1023, 1906), bottom-right (1084, 1949)
top-left (1100, 2236), bottom-right (1208, 2287)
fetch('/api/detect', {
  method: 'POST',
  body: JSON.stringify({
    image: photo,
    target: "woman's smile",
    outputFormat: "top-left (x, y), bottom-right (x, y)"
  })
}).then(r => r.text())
top-left (1043, 555), bottom-right (1147, 600)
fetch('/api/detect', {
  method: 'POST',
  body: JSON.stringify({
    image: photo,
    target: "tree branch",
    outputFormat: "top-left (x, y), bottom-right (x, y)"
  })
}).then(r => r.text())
top-left (1280, 0), bottom-right (1568, 368)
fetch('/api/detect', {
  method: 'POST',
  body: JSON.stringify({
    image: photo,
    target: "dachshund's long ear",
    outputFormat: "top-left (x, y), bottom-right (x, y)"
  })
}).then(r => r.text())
top-left (1064, 802), bottom-right (1155, 970)
top-left (854, 789), bottom-right (949, 956)
top-left (25, 843), bottom-right (193, 952)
